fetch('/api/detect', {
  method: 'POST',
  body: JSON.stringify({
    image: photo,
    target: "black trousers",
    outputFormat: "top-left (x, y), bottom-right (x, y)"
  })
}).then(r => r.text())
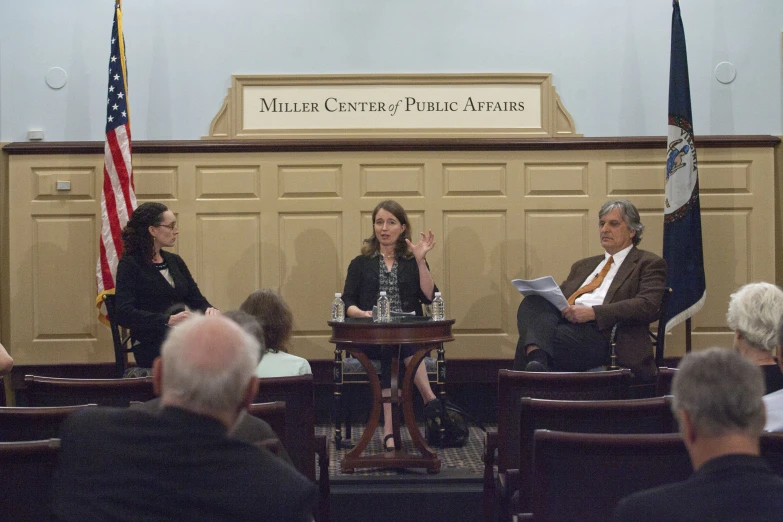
top-left (513, 295), bottom-right (610, 371)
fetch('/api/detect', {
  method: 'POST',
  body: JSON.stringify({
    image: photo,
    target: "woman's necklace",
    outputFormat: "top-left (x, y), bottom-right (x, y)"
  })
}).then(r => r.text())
top-left (381, 251), bottom-right (395, 259)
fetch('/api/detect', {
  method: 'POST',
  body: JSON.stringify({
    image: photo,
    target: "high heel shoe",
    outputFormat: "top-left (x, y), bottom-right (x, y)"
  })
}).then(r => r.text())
top-left (383, 434), bottom-right (396, 452)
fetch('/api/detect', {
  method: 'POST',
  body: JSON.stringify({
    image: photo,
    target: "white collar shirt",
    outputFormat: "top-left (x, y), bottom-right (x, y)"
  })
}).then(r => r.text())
top-left (764, 388), bottom-right (783, 432)
top-left (574, 244), bottom-right (634, 308)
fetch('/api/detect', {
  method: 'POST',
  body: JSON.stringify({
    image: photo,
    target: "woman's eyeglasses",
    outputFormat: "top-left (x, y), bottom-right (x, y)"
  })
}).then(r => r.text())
top-left (157, 221), bottom-right (178, 230)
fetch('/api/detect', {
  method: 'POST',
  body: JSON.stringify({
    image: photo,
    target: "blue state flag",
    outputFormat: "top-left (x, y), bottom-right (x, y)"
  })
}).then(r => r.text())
top-left (663, 0), bottom-right (706, 332)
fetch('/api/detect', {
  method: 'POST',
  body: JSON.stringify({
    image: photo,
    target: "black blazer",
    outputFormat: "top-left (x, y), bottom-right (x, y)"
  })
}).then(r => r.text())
top-left (114, 250), bottom-right (211, 346)
top-left (342, 253), bottom-right (437, 316)
top-left (51, 406), bottom-right (316, 522)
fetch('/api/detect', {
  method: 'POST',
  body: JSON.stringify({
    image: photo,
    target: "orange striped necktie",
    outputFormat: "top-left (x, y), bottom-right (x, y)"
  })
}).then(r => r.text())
top-left (567, 256), bottom-right (614, 305)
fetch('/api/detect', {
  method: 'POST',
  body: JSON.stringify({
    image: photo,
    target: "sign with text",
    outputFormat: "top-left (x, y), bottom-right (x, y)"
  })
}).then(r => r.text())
top-left (206, 74), bottom-right (578, 139)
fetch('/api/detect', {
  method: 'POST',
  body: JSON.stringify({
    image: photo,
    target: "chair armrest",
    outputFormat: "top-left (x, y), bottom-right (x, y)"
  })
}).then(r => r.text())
top-left (314, 434), bottom-right (330, 522)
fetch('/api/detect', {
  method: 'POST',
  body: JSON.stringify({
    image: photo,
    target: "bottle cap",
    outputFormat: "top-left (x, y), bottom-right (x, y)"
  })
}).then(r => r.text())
top-left (434, 292), bottom-right (442, 297)
top-left (335, 293), bottom-right (341, 297)
top-left (379, 291), bottom-right (387, 296)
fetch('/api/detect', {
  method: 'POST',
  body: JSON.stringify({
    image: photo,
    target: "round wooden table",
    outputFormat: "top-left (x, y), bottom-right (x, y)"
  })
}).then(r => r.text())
top-left (328, 317), bottom-right (455, 473)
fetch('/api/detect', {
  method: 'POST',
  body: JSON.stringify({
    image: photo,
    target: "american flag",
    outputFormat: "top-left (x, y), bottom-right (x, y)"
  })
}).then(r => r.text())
top-left (96, 1), bottom-right (136, 318)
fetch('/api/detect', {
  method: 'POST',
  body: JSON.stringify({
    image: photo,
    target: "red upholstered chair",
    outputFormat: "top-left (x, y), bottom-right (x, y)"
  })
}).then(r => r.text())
top-left (0, 404), bottom-right (97, 441)
top-left (21, 375), bottom-right (155, 407)
top-left (483, 369), bottom-right (631, 522)
top-left (0, 438), bottom-right (62, 521)
top-left (524, 430), bottom-right (691, 521)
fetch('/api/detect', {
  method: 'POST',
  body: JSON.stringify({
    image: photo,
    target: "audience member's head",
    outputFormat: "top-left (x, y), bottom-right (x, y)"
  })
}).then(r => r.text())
top-left (671, 347), bottom-right (765, 469)
top-left (727, 282), bottom-right (783, 363)
top-left (222, 309), bottom-right (266, 353)
top-left (153, 314), bottom-right (260, 427)
top-left (240, 289), bottom-right (293, 353)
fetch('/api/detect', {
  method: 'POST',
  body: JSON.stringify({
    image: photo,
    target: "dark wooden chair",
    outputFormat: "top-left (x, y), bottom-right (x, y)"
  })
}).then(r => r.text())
top-left (0, 438), bottom-right (62, 521)
top-left (246, 401), bottom-right (287, 449)
top-left (102, 293), bottom-right (136, 378)
top-left (333, 346), bottom-right (443, 449)
top-left (0, 404), bottom-right (97, 441)
top-left (760, 432), bottom-right (783, 476)
top-left (255, 375), bottom-right (330, 522)
top-left (656, 367), bottom-right (678, 396)
top-left (484, 369), bottom-right (632, 522)
top-left (20, 375), bottom-right (155, 407)
top-left (513, 396), bottom-right (677, 514)
top-left (524, 430), bottom-right (691, 522)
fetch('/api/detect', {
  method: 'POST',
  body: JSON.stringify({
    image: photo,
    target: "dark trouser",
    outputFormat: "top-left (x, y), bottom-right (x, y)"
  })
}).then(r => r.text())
top-left (361, 344), bottom-right (421, 388)
top-left (132, 340), bottom-right (161, 369)
top-left (513, 295), bottom-right (610, 371)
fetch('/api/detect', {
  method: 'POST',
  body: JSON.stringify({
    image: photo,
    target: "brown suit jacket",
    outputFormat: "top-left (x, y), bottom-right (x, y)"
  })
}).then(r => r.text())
top-left (559, 247), bottom-right (667, 380)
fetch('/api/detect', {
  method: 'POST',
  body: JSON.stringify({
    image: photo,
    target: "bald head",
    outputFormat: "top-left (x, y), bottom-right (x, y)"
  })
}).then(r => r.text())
top-left (156, 314), bottom-right (260, 417)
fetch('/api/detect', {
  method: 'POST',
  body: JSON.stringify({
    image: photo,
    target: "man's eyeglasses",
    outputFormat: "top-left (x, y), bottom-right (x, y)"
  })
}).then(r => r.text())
top-left (157, 221), bottom-right (178, 230)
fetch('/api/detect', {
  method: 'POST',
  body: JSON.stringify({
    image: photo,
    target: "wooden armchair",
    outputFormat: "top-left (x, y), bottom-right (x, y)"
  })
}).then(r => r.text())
top-left (0, 438), bottom-right (61, 521)
top-left (255, 375), bottom-right (330, 522)
top-left (0, 404), bottom-right (96, 441)
top-left (514, 396), bottom-right (677, 514)
top-left (483, 369), bottom-right (632, 522)
top-left (102, 293), bottom-right (137, 377)
top-left (523, 430), bottom-right (691, 521)
top-left (21, 375), bottom-right (155, 407)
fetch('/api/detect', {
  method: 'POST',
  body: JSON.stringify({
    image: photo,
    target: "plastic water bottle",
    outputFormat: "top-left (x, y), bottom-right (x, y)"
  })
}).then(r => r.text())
top-left (431, 292), bottom-right (445, 320)
top-left (331, 293), bottom-right (345, 322)
top-left (376, 291), bottom-right (390, 322)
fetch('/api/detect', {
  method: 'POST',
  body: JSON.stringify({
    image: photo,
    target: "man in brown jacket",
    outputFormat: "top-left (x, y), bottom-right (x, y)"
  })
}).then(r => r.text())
top-left (514, 200), bottom-right (666, 380)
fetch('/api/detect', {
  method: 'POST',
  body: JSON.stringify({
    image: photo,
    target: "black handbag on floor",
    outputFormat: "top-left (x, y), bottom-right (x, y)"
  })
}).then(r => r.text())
top-left (425, 399), bottom-right (484, 448)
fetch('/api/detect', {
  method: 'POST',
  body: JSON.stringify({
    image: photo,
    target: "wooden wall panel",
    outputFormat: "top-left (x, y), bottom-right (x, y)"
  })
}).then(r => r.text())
top-left (2, 144), bottom-right (778, 365)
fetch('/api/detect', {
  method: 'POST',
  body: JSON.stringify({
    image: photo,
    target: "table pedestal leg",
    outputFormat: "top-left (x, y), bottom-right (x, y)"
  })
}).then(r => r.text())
top-left (340, 343), bottom-right (440, 474)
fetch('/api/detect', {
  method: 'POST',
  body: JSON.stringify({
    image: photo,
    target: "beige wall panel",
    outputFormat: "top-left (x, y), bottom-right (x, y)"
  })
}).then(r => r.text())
top-left (279, 213), bottom-right (342, 359)
top-left (361, 164), bottom-right (424, 197)
top-left (195, 214), bottom-right (260, 311)
top-left (278, 165), bottom-right (341, 198)
top-left (525, 163), bottom-right (588, 196)
top-left (444, 212), bottom-right (506, 335)
top-left (443, 164), bottom-right (506, 196)
top-left (699, 161), bottom-right (751, 194)
top-left (33, 167), bottom-right (96, 200)
top-left (2, 145), bottom-right (777, 365)
top-left (524, 211), bottom-right (589, 282)
top-left (693, 208), bottom-right (749, 333)
top-left (133, 166), bottom-right (178, 200)
top-left (606, 163), bottom-right (663, 196)
top-left (196, 166), bottom-right (260, 199)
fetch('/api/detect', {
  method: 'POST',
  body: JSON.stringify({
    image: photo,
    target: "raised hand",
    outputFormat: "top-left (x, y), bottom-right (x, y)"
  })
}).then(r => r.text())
top-left (405, 230), bottom-right (436, 262)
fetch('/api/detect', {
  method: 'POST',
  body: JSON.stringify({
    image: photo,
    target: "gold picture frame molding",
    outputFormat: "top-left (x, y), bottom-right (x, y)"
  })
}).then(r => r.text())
top-left (205, 73), bottom-right (580, 140)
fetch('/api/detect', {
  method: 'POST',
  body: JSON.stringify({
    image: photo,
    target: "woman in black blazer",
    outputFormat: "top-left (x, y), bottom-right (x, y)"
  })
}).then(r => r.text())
top-left (342, 200), bottom-right (442, 451)
top-left (114, 202), bottom-right (218, 368)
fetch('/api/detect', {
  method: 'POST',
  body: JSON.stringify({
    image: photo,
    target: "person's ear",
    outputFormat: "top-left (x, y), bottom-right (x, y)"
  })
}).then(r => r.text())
top-left (152, 357), bottom-right (163, 396)
top-left (241, 376), bottom-right (260, 409)
top-left (679, 409), bottom-right (696, 444)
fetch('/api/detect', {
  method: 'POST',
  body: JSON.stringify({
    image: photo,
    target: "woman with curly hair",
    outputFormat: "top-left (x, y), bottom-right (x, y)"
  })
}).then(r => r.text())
top-left (240, 289), bottom-right (311, 377)
top-left (114, 202), bottom-right (218, 369)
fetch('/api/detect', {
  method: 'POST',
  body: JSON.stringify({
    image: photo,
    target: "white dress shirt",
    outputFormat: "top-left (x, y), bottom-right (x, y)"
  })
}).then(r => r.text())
top-left (574, 244), bottom-right (634, 308)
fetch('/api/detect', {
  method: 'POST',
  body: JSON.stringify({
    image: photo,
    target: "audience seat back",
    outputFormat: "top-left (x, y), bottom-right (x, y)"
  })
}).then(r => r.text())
top-left (21, 375), bottom-right (155, 407)
top-left (0, 404), bottom-right (96, 441)
top-left (0, 439), bottom-right (61, 521)
top-left (529, 430), bottom-right (691, 522)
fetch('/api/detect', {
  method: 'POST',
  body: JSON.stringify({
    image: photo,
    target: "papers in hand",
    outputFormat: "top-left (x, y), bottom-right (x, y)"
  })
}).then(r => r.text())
top-left (511, 276), bottom-right (569, 311)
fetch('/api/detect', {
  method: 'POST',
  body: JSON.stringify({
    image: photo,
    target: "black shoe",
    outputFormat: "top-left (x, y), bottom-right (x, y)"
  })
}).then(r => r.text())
top-left (424, 398), bottom-right (444, 425)
top-left (525, 360), bottom-right (549, 372)
top-left (383, 434), bottom-right (396, 452)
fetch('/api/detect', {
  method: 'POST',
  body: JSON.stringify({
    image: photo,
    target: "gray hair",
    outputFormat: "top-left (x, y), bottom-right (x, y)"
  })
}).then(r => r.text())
top-left (726, 282), bottom-right (783, 354)
top-left (599, 200), bottom-right (644, 246)
top-left (671, 347), bottom-right (765, 437)
top-left (222, 309), bottom-right (266, 354)
top-left (160, 314), bottom-right (260, 413)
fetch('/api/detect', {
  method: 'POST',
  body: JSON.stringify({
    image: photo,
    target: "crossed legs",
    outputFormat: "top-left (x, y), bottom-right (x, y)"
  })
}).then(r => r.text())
top-left (381, 356), bottom-right (437, 451)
